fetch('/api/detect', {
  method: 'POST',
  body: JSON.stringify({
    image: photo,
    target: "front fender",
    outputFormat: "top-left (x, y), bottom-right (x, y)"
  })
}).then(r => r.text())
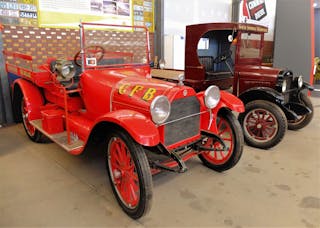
top-left (239, 87), bottom-right (284, 105)
top-left (13, 79), bottom-right (44, 120)
top-left (95, 109), bottom-right (160, 147)
top-left (217, 91), bottom-right (244, 113)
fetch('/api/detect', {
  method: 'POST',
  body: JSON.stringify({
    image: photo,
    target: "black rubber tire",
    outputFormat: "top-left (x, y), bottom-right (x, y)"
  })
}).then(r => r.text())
top-left (198, 110), bottom-right (243, 172)
top-left (288, 93), bottom-right (314, 130)
top-left (21, 97), bottom-right (42, 143)
top-left (238, 100), bottom-right (287, 149)
top-left (106, 129), bottom-right (153, 219)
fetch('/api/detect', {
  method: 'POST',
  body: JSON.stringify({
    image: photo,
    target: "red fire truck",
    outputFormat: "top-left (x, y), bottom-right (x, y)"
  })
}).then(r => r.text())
top-left (3, 22), bottom-right (244, 219)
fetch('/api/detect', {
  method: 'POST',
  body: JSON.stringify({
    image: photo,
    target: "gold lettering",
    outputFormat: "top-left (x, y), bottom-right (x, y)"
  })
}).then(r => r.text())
top-left (129, 85), bottom-right (144, 97)
top-left (142, 88), bottom-right (156, 101)
top-left (118, 84), bottom-right (130, 95)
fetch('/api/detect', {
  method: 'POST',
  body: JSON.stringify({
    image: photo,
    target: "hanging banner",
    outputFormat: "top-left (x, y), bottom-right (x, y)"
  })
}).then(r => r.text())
top-left (239, 0), bottom-right (277, 41)
top-left (38, 0), bottom-right (132, 28)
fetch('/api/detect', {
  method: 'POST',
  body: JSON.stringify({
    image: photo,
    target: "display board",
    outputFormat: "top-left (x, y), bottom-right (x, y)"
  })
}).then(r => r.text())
top-left (0, 0), bottom-right (38, 26)
top-left (38, 0), bottom-right (132, 28)
top-left (133, 0), bottom-right (154, 32)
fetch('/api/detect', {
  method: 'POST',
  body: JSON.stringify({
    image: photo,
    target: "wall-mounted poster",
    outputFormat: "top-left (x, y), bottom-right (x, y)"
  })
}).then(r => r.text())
top-left (38, 0), bottom-right (132, 28)
top-left (0, 0), bottom-right (38, 26)
top-left (239, 0), bottom-right (277, 64)
top-left (239, 0), bottom-right (277, 41)
top-left (133, 0), bottom-right (154, 32)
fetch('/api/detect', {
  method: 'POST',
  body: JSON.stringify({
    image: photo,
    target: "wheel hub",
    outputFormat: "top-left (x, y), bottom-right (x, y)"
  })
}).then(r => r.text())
top-left (113, 169), bottom-right (122, 179)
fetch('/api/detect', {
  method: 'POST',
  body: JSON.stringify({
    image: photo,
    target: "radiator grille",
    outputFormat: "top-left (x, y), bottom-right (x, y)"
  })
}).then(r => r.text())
top-left (164, 96), bottom-right (200, 146)
top-left (284, 76), bottom-right (293, 103)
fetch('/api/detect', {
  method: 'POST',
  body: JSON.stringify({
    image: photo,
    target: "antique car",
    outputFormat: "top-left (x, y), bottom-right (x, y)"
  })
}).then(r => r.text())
top-left (3, 22), bottom-right (244, 219)
top-left (152, 22), bottom-right (314, 149)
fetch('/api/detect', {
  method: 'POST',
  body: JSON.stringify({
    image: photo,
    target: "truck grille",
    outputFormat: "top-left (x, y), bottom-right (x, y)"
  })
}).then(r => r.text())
top-left (164, 96), bottom-right (200, 146)
top-left (284, 76), bottom-right (293, 103)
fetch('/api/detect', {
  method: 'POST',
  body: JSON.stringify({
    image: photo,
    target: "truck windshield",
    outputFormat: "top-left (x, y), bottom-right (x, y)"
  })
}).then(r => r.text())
top-left (239, 33), bottom-right (262, 59)
top-left (81, 23), bottom-right (150, 69)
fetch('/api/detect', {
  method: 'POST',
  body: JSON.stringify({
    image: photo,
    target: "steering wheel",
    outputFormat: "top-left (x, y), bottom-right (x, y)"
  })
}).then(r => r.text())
top-left (74, 45), bottom-right (105, 66)
top-left (213, 50), bottom-right (232, 64)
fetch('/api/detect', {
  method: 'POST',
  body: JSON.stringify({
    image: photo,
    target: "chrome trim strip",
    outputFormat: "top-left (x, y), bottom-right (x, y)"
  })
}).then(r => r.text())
top-left (159, 110), bottom-right (208, 126)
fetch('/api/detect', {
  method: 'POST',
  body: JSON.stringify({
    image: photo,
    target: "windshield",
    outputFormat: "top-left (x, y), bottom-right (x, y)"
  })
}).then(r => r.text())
top-left (239, 32), bottom-right (262, 59)
top-left (81, 23), bottom-right (150, 69)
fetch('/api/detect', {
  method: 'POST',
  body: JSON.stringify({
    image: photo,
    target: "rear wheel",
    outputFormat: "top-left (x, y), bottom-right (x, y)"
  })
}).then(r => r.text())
top-left (238, 100), bottom-right (287, 149)
top-left (288, 93), bottom-right (314, 130)
top-left (198, 111), bottom-right (243, 172)
top-left (21, 97), bottom-right (42, 142)
top-left (106, 129), bottom-right (153, 219)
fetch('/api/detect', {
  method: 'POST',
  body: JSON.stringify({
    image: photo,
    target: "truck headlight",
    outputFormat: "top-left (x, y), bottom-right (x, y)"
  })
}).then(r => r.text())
top-left (150, 96), bottom-right (170, 124)
top-left (281, 80), bottom-right (287, 93)
top-left (204, 85), bottom-right (220, 109)
top-left (297, 75), bottom-right (303, 88)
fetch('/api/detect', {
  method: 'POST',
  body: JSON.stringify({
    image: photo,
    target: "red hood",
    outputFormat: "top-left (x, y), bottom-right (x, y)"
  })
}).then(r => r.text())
top-left (236, 65), bottom-right (282, 77)
top-left (111, 68), bottom-right (197, 112)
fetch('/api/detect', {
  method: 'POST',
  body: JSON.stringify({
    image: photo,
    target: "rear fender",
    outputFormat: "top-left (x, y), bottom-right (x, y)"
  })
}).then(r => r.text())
top-left (94, 110), bottom-right (160, 147)
top-left (13, 79), bottom-right (44, 120)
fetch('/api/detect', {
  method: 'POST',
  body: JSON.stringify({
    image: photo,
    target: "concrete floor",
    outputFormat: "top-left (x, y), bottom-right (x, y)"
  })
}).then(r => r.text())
top-left (0, 98), bottom-right (320, 227)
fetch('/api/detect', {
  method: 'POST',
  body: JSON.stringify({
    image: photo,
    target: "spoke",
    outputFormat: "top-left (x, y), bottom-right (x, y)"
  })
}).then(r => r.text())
top-left (128, 179), bottom-right (139, 205)
top-left (221, 137), bottom-right (232, 142)
top-left (219, 127), bottom-right (228, 136)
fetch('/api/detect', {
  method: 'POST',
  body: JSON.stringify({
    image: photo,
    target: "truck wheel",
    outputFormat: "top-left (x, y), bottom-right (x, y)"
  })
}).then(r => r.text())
top-left (106, 129), bottom-right (153, 219)
top-left (21, 97), bottom-right (42, 142)
top-left (288, 93), bottom-right (314, 130)
top-left (238, 100), bottom-right (287, 149)
top-left (198, 111), bottom-right (243, 172)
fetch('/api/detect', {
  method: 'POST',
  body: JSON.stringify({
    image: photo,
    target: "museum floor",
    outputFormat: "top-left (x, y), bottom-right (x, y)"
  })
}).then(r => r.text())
top-left (0, 98), bottom-right (319, 227)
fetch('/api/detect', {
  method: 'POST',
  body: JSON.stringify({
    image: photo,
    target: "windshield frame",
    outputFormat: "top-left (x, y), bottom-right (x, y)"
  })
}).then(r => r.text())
top-left (79, 22), bottom-right (151, 72)
top-left (236, 31), bottom-right (264, 65)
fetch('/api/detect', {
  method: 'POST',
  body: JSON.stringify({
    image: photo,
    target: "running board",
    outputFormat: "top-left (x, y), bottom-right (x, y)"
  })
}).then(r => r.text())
top-left (30, 120), bottom-right (84, 152)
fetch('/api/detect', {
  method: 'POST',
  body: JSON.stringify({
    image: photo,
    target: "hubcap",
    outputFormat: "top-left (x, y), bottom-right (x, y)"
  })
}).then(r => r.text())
top-left (108, 137), bottom-right (140, 209)
top-left (202, 117), bottom-right (234, 165)
top-left (244, 109), bottom-right (278, 142)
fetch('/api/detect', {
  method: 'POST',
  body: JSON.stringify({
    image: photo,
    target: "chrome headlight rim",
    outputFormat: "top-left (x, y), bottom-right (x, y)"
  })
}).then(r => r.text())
top-left (204, 85), bottom-right (221, 109)
top-left (281, 80), bottom-right (287, 93)
top-left (150, 95), bottom-right (171, 124)
top-left (297, 75), bottom-right (303, 88)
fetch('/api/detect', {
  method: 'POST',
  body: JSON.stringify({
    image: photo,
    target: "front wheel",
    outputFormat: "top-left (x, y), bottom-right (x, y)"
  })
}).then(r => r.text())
top-left (288, 93), bottom-right (314, 130)
top-left (198, 110), bottom-right (244, 172)
top-left (106, 129), bottom-right (153, 219)
top-left (238, 100), bottom-right (287, 149)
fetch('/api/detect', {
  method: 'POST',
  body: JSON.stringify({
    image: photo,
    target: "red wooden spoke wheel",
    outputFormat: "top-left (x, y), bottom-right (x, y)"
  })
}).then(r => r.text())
top-left (238, 100), bottom-right (287, 149)
top-left (108, 137), bottom-right (140, 208)
top-left (201, 117), bottom-right (234, 165)
top-left (243, 108), bottom-right (278, 142)
top-left (106, 130), bottom-right (152, 219)
top-left (198, 111), bottom-right (243, 172)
